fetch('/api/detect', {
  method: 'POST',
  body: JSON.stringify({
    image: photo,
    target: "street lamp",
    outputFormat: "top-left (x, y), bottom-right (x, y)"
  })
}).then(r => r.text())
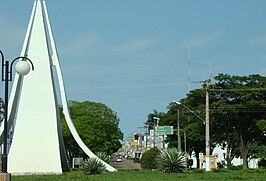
top-left (176, 109), bottom-right (181, 151)
top-left (153, 117), bottom-right (159, 148)
top-left (172, 98), bottom-right (211, 171)
top-left (172, 101), bottom-right (198, 152)
top-left (172, 101), bottom-right (205, 122)
top-left (0, 50), bottom-right (34, 178)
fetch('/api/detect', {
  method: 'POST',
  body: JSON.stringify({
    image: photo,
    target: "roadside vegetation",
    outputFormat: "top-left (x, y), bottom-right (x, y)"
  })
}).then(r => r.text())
top-left (12, 169), bottom-right (266, 181)
top-left (60, 101), bottom-right (123, 165)
top-left (146, 74), bottom-right (266, 169)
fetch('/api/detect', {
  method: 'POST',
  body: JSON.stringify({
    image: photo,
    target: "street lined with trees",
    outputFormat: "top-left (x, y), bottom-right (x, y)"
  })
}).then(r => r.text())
top-left (146, 73), bottom-right (266, 169)
top-left (59, 73), bottom-right (265, 171)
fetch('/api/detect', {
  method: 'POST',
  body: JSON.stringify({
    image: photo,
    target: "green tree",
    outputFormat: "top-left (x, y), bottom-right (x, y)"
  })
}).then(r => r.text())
top-left (61, 100), bottom-right (123, 161)
top-left (211, 99), bottom-right (240, 167)
top-left (178, 89), bottom-right (207, 168)
top-left (211, 74), bottom-right (266, 169)
top-left (153, 106), bottom-right (178, 148)
top-left (158, 89), bottom-right (206, 168)
top-left (140, 147), bottom-right (160, 169)
top-left (249, 119), bottom-right (266, 159)
top-left (146, 110), bottom-right (165, 129)
top-left (158, 74), bottom-right (266, 169)
top-left (144, 74), bottom-right (266, 169)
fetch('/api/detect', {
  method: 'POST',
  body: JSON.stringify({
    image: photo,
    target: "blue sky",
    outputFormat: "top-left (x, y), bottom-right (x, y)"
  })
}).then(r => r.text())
top-left (1, 0), bottom-right (266, 137)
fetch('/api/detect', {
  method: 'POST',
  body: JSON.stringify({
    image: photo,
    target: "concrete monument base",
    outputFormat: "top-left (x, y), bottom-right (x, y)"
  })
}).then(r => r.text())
top-left (0, 173), bottom-right (11, 181)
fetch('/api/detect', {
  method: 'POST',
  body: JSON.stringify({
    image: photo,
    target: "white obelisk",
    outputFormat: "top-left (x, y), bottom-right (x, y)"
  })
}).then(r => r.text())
top-left (0, 0), bottom-right (116, 175)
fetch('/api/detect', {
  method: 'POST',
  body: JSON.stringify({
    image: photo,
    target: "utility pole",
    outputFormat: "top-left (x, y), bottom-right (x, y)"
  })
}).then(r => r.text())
top-left (184, 130), bottom-right (187, 154)
top-left (153, 117), bottom-right (160, 148)
top-left (205, 79), bottom-right (211, 171)
top-left (177, 110), bottom-right (181, 151)
top-left (145, 125), bottom-right (148, 151)
top-left (137, 125), bottom-right (148, 151)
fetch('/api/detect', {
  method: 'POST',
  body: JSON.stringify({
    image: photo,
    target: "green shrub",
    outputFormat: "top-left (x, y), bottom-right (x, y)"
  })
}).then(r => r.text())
top-left (255, 168), bottom-right (266, 173)
top-left (83, 157), bottom-right (106, 175)
top-left (96, 152), bottom-right (110, 164)
top-left (156, 148), bottom-right (186, 173)
top-left (258, 158), bottom-right (266, 168)
top-left (228, 164), bottom-right (243, 171)
top-left (140, 147), bottom-right (160, 169)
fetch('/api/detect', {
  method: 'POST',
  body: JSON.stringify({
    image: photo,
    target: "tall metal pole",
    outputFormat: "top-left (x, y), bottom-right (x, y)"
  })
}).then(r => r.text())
top-left (2, 61), bottom-right (9, 173)
top-left (152, 117), bottom-right (159, 148)
top-left (153, 123), bottom-right (156, 148)
top-left (184, 130), bottom-right (187, 154)
top-left (145, 126), bottom-right (148, 151)
top-left (177, 110), bottom-right (181, 151)
top-left (205, 79), bottom-right (211, 171)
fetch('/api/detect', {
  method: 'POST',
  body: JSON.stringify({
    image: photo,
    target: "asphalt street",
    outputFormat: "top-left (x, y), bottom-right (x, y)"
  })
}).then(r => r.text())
top-left (111, 156), bottom-right (141, 170)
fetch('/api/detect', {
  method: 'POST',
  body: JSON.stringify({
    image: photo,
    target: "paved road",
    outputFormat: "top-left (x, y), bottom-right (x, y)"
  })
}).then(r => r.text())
top-left (110, 156), bottom-right (141, 170)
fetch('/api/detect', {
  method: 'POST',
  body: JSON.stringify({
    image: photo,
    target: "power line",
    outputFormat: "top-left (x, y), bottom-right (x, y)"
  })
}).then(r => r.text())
top-left (210, 88), bottom-right (266, 92)
top-left (67, 81), bottom-right (189, 90)
top-left (210, 106), bottom-right (266, 113)
top-left (66, 81), bottom-right (266, 92)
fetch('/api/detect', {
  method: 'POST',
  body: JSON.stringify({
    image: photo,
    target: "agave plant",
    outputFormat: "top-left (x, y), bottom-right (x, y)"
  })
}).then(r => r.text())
top-left (156, 148), bottom-right (186, 173)
top-left (83, 157), bottom-right (106, 175)
top-left (96, 152), bottom-right (110, 163)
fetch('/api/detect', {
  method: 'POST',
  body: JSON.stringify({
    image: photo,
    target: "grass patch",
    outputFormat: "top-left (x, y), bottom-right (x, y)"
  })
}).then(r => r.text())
top-left (12, 169), bottom-right (266, 181)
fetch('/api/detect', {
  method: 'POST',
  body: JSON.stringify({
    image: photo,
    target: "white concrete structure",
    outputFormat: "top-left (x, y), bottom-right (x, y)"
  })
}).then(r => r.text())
top-left (189, 145), bottom-right (259, 169)
top-left (212, 144), bottom-right (259, 169)
top-left (0, 0), bottom-right (116, 174)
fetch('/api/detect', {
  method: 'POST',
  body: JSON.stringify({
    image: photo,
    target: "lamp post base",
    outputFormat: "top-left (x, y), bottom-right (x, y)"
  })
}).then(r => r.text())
top-left (0, 173), bottom-right (11, 181)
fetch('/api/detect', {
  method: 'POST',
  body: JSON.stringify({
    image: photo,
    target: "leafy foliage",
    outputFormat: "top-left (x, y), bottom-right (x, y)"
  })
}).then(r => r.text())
top-left (61, 101), bottom-right (123, 161)
top-left (146, 110), bottom-right (166, 131)
top-left (96, 152), bottom-right (110, 164)
top-left (159, 90), bottom-right (206, 168)
top-left (258, 159), bottom-right (266, 168)
top-left (156, 148), bottom-right (186, 173)
top-left (211, 74), bottom-right (266, 169)
top-left (83, 157), bottom-right (106, 175)
top-left (148, 73), bottom-right (266, 170)
top-left (140, 147), bottom-right (160, 169)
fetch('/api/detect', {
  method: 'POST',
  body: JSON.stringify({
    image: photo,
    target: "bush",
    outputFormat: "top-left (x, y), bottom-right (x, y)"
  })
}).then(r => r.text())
top-left (156, 148), bottom-right (186, 173)
top-left (140, 147), bottom-right (160, 169)
top-left (227, 164), bottom-right (243, 171)
top-left (258, 158), bottom-right (266, 168)
top-left (255, 168), bottom-right (266, 173)
top-left (83, 157), bottom-right (106, 175)
top-left (96, 152), bottom-right (110, 164)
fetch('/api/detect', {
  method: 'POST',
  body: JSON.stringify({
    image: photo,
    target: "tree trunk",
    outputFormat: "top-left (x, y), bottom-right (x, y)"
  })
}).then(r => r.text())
top-left (239, 134), bottom-right (250, 169)
top-left (225, 140), bottom-right (236, 167)
top-left (242, 152), bottom-right (248, 169)
top-left (194, 150), bottom-right (200, 168)
top-left (225, 144), bottom-right (233, 166)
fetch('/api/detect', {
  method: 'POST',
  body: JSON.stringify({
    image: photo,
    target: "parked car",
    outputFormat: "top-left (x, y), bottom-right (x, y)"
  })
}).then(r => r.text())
top-left (133, 152), bottom-right (141, 163)
top-left (116, 156), bottom-right (122, 162)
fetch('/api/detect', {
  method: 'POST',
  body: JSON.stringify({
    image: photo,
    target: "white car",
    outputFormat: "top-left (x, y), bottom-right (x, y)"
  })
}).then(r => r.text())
top-left (116, 157), bottom-right (122, 162)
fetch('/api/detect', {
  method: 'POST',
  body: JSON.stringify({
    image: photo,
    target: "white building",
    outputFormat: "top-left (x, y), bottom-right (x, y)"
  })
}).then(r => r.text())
top-left (189, 144), bottom-right (259, 169)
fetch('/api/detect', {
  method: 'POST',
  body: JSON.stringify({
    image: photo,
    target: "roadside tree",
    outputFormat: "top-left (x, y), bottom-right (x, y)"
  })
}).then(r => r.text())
top-left (61, 100), bottom-right (123, 162)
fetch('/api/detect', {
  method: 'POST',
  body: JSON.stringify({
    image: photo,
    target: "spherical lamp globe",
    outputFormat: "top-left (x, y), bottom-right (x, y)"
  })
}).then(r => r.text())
top-left (15, 61), bottom-right (31, 76)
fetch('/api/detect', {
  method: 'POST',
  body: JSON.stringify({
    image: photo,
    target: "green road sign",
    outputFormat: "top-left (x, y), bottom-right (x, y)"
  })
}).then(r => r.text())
top-left (155, 126), bottom-right (173, 135)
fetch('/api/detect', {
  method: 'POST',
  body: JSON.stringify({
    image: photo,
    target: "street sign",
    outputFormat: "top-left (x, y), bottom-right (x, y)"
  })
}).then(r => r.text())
top-left (155, 126), bottom-right (173, 135)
